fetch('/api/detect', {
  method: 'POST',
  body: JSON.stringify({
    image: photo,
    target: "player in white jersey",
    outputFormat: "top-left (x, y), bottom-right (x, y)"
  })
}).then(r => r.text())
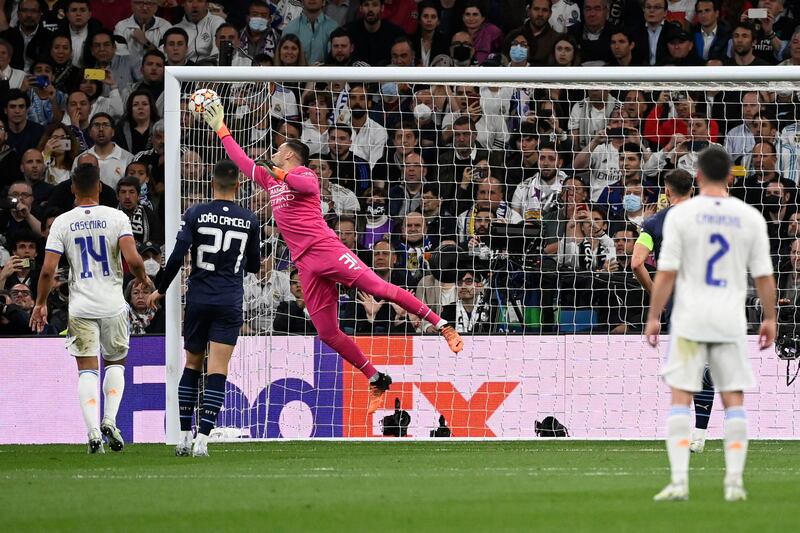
top-left (645, 145), bottom-right (777, 502)
top-left (30, 164), bottom-right (149, 453)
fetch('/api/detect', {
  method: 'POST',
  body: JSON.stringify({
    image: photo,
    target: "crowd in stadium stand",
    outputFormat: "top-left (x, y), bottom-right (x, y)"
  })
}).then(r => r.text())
top-left (2, 0), bottom-right (800, 337)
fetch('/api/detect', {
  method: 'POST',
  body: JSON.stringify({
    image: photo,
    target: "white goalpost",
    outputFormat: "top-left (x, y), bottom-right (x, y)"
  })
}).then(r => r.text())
top-left (164, 66), bottom-right (800, 444)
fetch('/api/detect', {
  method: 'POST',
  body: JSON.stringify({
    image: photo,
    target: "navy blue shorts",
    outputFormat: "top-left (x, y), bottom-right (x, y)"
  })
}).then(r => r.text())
top-left (183, 301), bottom-right (243, 353)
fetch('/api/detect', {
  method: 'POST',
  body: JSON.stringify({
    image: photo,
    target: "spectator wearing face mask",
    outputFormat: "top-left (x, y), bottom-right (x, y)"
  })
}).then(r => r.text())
top-left (359, 186), bottom-right (393, 251)
top-left (616, 181), bottom-right (657, 233)
top-left (239, 0), bottom-right (282, 60)
top-left (137, 240), bottom-right (164, 287)
top-left (513, 0), bottom-right (563, 65)
top-left (448, 31), bottom-right (478, 67)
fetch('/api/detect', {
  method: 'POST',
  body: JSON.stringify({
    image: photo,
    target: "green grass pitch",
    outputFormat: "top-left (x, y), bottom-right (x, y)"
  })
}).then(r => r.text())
top-left (1, 440), bottom-right (798, 532)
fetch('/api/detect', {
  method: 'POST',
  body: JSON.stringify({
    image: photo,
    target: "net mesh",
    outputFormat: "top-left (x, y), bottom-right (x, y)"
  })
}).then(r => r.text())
top-left (174, 77), bottom-right (799, 439)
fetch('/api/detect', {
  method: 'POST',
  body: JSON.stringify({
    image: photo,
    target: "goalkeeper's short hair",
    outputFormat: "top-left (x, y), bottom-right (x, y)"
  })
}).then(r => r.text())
top-left (284, 139), bottom-right (310, 166)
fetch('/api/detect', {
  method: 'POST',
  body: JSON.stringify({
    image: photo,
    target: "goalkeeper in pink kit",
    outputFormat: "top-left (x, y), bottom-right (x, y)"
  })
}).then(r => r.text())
top-left (202, 102), bottom-right (463, 413)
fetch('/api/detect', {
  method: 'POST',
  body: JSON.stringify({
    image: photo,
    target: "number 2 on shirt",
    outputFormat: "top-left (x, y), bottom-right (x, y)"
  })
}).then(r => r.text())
top-left (74, 236), bottom-right (110, 279)
top-left (705, 233), bottom-right (729, 287)
top-left (196, 228), bottom-right (249, 273)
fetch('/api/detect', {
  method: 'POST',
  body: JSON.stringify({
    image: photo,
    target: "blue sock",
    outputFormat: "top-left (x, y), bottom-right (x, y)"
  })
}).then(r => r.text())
top-left (198, 373), bottom-right (227, 436)
top-left (178, 368), bottom-right (202, 432)
top-left (693, 367), bottom-right (715, 430)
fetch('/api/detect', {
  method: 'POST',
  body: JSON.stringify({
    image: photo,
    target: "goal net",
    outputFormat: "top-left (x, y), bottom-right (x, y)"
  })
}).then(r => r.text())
top-left (164, 66), bottom-right (800, 442)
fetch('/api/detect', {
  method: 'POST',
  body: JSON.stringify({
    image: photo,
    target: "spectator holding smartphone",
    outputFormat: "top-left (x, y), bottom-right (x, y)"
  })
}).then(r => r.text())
top-left (0, 229), bottom-right (40, 297)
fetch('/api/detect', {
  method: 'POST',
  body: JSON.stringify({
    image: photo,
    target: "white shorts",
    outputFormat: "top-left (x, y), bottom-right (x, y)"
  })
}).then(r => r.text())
top-left (66, 311), bottom-right (130, 361)
top-left (662, 336), bottom-right (754, 393)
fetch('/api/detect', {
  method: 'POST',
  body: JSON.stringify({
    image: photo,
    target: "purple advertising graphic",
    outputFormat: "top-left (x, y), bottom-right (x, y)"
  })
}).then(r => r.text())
top-left (0, 336), bottom-right (797, 443)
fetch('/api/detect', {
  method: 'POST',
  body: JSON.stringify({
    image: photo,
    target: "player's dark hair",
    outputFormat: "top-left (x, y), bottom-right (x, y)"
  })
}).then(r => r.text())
top-left (697, 145), bottom-right (732, 183)
top-left (284, 139), bottom-right (310, 166)
top-left (213, 159), bottom-right (240, 190)
top-left (116, 175), bottom-right (141, 194)
top-left (72, 164), bottom-right (100, 195)
top-left (664, 169), bottom-right (693, 197)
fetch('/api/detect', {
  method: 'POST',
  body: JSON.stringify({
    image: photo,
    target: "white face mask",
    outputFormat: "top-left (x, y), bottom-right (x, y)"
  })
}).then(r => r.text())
top-left (144, 258), bottom-right (161, 276)
top-left (413, 103), bottom-right (432, 121)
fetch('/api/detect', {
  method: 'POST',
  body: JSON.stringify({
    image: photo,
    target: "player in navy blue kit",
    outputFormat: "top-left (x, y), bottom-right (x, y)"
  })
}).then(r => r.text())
top-left (148, 160), bottom-right (260, 457)
top-left (632, 169), bottom-right (716, 454)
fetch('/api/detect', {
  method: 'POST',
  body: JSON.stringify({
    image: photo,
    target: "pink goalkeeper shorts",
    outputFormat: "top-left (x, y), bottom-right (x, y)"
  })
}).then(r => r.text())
top-left (293, 239), bottom-right (369, 315)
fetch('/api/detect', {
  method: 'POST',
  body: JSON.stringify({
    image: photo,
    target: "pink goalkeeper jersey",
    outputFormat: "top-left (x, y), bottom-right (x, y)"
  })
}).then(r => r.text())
top-left (222, 136), bottom-right (340, 260)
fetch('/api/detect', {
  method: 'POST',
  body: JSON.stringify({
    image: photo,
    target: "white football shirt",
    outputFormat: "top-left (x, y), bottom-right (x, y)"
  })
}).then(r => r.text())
top-left (659, 195), bottom-right (773, 342)
top-left (45, 205), bottom-right (133, 319)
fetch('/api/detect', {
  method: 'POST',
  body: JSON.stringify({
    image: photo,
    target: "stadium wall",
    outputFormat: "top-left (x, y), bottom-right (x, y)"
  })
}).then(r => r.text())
top-left (0, 336), bottom-right (797, 443)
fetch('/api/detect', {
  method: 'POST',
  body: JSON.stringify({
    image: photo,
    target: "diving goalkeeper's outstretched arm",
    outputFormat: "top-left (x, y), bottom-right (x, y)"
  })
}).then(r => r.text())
top-left (202, 102), bottom-right (318, 195)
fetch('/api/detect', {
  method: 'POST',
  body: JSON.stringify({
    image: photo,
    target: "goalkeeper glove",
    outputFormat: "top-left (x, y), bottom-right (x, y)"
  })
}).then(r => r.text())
top-left (256, 160), bottom-right (288, 181)
top-left (203, 102), bottom-right (230, 139)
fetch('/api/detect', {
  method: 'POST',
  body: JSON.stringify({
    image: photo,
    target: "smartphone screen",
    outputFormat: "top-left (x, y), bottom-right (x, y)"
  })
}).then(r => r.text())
top-left (84, 68), bottom-right (106, 80)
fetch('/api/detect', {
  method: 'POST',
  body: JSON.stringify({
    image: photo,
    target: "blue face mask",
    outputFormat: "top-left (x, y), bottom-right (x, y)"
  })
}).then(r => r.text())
top-left (381, 82), bottom-right (399, 97)
top-left (623, 194), bottom-right (642, 212)
top-left (509, 44), bottom-right (528, 63)
top-left (248, 17), bottom-right (269, 32)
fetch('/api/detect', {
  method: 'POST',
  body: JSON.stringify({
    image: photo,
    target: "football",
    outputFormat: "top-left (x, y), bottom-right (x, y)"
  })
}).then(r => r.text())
top-left (188, 88), bottom-right (220, 116)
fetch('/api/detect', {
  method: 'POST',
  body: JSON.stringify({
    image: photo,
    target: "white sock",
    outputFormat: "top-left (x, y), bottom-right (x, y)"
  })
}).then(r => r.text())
top-left (666, 405), bottom-right (692, 486)
top-left (724, 407), bottom-right (748, 486)
top-left (435, 319), bottom-right (447, 330)
top-left (692, 428), bottom-right (706, 442)
top-left (102, 364), bottom-right (125, 426)
top-left (194, 433), bottom-right (208, 447)
top-left (179, 430), bottom-right (193, 445)
top-left (78, 370), bottom-right (100, 433)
